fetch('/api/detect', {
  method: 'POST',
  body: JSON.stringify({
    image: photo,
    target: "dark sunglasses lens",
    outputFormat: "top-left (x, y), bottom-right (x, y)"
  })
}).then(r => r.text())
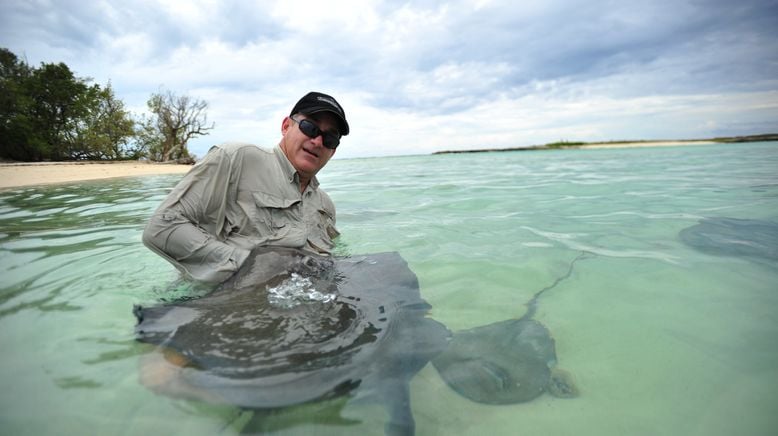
top-left (300, 119), bottom-right (339, 149)
top-left (322, 134), bottom-right (339, 149)
top-left (298, 119), bottom-right (320, 138)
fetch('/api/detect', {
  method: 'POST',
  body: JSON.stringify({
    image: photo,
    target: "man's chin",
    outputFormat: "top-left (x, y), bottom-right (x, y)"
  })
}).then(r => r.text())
top-left (294, 156), bottom-right (321, 175)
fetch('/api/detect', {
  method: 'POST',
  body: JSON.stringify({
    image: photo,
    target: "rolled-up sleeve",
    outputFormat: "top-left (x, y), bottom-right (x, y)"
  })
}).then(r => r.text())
top-left (142, 147), bottom-right (250, 283)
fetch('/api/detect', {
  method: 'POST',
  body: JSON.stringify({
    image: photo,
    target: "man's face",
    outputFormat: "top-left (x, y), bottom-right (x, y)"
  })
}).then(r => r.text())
top-left (280, 112), bottom-right (339, 181)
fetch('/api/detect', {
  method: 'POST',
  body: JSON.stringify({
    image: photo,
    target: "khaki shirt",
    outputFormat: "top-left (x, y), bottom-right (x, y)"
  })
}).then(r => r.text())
top-left (143, 143), bottom-right (340, 283)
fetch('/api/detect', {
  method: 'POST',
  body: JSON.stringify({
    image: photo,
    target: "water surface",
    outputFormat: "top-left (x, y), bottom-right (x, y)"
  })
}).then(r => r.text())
top-left (1, 142), bottom-right (777, 435)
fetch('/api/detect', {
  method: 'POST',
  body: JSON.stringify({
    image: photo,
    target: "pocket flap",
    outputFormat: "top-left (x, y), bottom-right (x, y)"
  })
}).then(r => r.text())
top-left (251, 191), bottom-right (298, 209)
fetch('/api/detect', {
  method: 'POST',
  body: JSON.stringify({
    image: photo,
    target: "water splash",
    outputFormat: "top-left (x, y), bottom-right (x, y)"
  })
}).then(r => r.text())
top-left (266, 273), bottom-right (336, 309)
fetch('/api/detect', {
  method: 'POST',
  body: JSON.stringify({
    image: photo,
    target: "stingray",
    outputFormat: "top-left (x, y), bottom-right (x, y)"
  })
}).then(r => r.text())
top-left (134, 246), bottom-right (450, 435)
top-left (679, 217), bottom-right (778, 261)
top-left (135, 247), bottom-right (586, 433)
top-left (431, 253), bottom-right (587, 404)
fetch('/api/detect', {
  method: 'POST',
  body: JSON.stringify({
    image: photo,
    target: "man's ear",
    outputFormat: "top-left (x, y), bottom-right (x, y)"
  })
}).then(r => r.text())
top-left (281, 116), bottom-right (292, 135)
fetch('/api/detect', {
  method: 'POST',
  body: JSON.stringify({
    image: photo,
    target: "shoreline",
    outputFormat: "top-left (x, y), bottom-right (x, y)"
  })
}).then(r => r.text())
top-left (433, 134), bottom-right (778, 155)
top-left (432, 140), bottom-right (719, 155)
top-left (2, 134), bottom-right (775, 189)
top-left (571, 140), bottom-right (717, 149)
top-left (0, 161), bottom-right (193, 190)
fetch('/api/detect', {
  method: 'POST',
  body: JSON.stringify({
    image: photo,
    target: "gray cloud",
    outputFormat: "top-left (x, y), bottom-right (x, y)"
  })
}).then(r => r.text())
top-left (1, 0), bottom-right (776, 158)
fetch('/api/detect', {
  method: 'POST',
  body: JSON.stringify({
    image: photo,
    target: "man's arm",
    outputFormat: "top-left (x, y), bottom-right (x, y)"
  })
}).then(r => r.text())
top-left (142, 146), bottom-right (250, 283)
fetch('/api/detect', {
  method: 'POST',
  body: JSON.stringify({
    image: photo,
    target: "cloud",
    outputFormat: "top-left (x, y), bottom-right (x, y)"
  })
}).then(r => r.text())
top-left (1, 0), bottom-right (777, 159)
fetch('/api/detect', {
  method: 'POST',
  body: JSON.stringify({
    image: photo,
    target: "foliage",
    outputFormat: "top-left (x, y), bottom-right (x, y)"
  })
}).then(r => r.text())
top-left (28, 62), bottom-right (94, 160)
top-left (0, 47), bottom-right (213, 162)
top-left (70, 83), bottom-right (139, 160)
top-left (544, 140), bottom-right (586, 149)
top-left (0, 48), bottom-right (36, 160)
top-left (0, 48), bottom-right (140, 161)
top-left (138, 89), bottom-right (214, 162)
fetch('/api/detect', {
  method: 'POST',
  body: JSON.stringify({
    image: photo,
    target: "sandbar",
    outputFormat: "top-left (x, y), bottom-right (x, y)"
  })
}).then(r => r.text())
top-left (578, 140), bottom-right (717, 149)
top-left (0, 161), bottom-right (192, 190)
top-left (434, 139), bottom-right (726, 155)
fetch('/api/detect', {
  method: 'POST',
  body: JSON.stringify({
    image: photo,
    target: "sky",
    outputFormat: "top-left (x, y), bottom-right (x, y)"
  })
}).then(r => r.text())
top-left (1, 0), bottom-right (777, 159)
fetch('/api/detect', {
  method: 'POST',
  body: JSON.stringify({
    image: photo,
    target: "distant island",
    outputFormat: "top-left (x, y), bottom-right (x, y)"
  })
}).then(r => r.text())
top-left (432, 134), bottom-right (778, 155)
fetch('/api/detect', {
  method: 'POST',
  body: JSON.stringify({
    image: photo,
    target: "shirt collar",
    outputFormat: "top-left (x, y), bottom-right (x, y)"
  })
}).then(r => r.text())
top-left (274, 146), bottom-right (319, 191)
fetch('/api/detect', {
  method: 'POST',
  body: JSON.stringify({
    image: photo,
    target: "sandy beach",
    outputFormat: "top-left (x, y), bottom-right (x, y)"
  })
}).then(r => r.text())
top-left (433, 139), bottom-right (732, 155)
top-left (578, 140), bottom-right (717, 149)
top-left (0, 161), bottom-right (193, 190)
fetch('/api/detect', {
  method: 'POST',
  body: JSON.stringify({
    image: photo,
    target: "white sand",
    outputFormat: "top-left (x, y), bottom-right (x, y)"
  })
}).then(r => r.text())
top-left (0, 161), bottom-right (192, 189)
top-left (579, 140), bottom-right (717, 149)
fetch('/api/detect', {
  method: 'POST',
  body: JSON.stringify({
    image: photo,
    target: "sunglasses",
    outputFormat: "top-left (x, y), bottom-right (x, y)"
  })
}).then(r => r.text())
top-left (289, 117), bottom-right (340, 149)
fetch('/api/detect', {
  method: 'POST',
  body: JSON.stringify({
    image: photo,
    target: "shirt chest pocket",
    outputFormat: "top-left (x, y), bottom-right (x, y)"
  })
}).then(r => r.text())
top-left (306, 207), bottom-right (340, 251)
top-left (250, 191), bottom-right (300, 235)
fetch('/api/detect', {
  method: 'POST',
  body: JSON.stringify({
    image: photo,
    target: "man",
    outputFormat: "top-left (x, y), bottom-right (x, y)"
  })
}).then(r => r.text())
top-left (143, 91), bottom-right (349, 284)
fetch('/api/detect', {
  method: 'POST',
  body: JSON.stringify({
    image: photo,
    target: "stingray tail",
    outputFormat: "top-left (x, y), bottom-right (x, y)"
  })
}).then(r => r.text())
top-left (522, 251), bottom-right (592, 320)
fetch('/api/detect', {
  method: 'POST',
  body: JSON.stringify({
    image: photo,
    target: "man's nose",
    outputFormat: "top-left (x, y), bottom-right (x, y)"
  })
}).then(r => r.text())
top-left (310, 133), bottom-right (325, 147)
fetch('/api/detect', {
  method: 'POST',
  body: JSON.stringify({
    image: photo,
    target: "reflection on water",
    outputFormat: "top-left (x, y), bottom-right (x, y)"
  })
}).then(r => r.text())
top-left (2, 143), bottom-right (778, 435)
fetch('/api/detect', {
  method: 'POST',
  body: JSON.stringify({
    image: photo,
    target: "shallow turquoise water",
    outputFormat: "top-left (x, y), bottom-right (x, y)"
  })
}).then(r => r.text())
top-left (1, 142), bottom-right (777, 435)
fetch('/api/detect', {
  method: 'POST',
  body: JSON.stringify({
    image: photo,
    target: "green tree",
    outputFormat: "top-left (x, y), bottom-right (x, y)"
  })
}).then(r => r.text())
top-left (140, 89), bottom-right (214, 162)
top-left (25, 62), bottom-right (92, 160)
top-left (70, 82), bottom-right (137, 160)
top-left (0, 48), bottom-right (37, 160)
top-left (1, 48), bottom-right (141, 162)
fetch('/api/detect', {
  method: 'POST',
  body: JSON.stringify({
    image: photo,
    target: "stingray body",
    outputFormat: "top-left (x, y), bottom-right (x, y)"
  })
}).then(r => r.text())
top-left (432, 318), bottom-right (575, 404)
top-left (431, 254), bottom-right (586, 404)
top-left (135, 247), bottom-right (450, 434)
top-left (679, 217), bottom-right (778, 261)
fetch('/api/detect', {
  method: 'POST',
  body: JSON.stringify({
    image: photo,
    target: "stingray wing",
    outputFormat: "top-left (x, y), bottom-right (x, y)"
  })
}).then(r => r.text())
top-left (135, 250), bottom-right (449, 411)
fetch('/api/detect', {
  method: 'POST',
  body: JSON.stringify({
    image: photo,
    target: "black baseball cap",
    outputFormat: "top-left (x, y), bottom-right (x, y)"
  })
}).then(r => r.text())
top-left (290, 91), bottom-right (350, 136)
